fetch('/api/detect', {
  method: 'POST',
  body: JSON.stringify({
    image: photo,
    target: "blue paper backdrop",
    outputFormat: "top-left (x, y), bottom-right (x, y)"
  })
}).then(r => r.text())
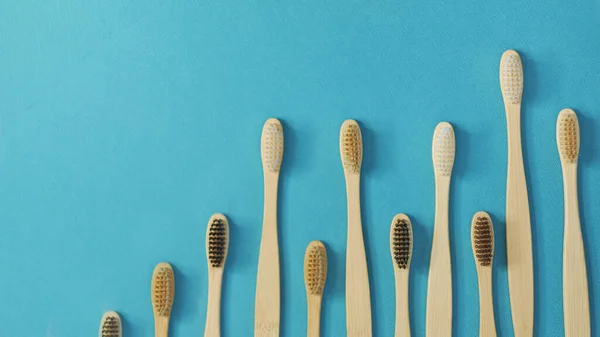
top-left (1, 1), bottom-right (599, 336)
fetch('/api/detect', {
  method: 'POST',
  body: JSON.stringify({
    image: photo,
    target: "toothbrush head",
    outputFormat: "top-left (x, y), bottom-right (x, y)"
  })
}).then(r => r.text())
top-left (151, 262), bottom-right (175, 318)
top-left (340, 120), bottom-right (363, 174)
top-left (304, 240), bottom-right (328, 296)
top-left (206, 213), bottom-right (229, 268)
top-left (432, 122), bottom-right (455, 178)
top-left (390, 214), bottom-right (413, 270)
top-left (261, 118), bottom-right (284, 173)
top-left (99, 311), bottom-right (122, 337)
top-left (500, 50), bottom-right (523, 105)
top-left (557, 108), bottom-right (580, 164)
top-left (471, 212), bottom-right (494, 267)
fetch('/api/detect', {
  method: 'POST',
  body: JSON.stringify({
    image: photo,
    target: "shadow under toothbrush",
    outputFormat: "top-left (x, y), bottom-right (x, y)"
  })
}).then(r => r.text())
top-left (575, 111), bottom-right (597, 337)
top-left (518, 63), bottom-right (540, 337)
top-left (357, 121), bottom-right (380, 334)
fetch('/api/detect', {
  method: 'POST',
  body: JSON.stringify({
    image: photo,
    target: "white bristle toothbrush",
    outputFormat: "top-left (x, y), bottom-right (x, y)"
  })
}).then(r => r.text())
top-left (556, 109), bottom-right (590, 337)
top-left (426, 122), bottom-right (455, 337)
top-left (471, 212), bottom-right (497, 337)
top-left (500, 50), bottom-right (534, 337)
top-left (99, 311), bottom-right (122, 337)
top-left (391, 214), bottom-right (413, 337)
top-left (255, 118), bottom-right (284, 337)
top-left (340, 119), bottom-right (372, 337)
top-left (204, 213), bottom-right (230, 337)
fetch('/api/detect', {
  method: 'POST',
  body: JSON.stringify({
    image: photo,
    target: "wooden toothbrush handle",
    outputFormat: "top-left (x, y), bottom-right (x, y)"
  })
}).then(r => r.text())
top-left (345, 176), bottom-right (372, 337)
top-left (154, 318), bottom-right (169, 337)
top-left (426, 182), bottom-right (452, 337)
top-left (255, 175), bottom-right (281, 337)
top-left (306, 296), bottom-right (322, 337)
top-left (505, 112), bottom-right (534, 337)
top-left (394, 271), bottom-right (410, 337)
top-left (204, 271), bottom-right (224, 337)
top-left (477, 270), bottom-right (497, 337)
top-left (562, 169), bottom-right (590, 337)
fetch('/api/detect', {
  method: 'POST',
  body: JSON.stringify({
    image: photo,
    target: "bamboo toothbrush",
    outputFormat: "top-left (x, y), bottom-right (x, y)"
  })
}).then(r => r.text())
top-left (471, 212), bottom-right (497, 337)
top-left (557, 109), bottom-right (590, 337)
top-left (99, 311), bottom-right (122, 337)
top-left (151, 262), bottom-right (175, 337)
top-left (255, 118), bottom-right (284, 337)
top-left (304, 240), bottom-right (328, 337)
top-left (390, 214), bottom-right (413, 337)
top-left (340, 119), bottom-right (372, 337)
top-left (426, 122), bottom-right (455, 337)
top-left (204, 213), bottom-right (230, 337)
top-left (500, 49), bottom-right (534, 337)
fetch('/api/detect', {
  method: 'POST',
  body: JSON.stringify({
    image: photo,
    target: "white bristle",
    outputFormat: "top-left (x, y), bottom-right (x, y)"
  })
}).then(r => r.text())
top-left (500, 50), bottom-right (523, 105)
top-left (261, 119), bottom-right (284, 173)
top-left (432, 122), bottom-right (455, 177)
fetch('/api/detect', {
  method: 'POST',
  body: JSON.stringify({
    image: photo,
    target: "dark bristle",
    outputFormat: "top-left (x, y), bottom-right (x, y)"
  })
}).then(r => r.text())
top-left (473, 217), bottom-right (494, 266)
top-left (209, 219), bottom-right (227, 267)
top-left (392, 219), bottom-right (411, 269)
top-left (101, 317), bottom-right (120, 337)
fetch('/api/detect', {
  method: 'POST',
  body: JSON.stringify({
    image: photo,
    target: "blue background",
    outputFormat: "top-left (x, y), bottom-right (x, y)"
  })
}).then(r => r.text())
top-left (1, 1), bottom-right (599, 336)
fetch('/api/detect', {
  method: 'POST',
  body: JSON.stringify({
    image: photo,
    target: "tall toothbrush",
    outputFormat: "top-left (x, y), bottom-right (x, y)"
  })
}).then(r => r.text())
top-left (556, 109), bottom-right (590, 337)
top-left (340, 120), bottom-right (372, 337)
top-left (426, 122), bottom-right (455, 337)
top-left (500, 50), bottom-right (534, 337)
top-left (255, 118), bottom-right (284, 337)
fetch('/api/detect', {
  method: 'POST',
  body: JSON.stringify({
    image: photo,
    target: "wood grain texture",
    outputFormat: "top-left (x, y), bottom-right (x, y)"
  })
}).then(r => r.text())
top-left (255, 119), bottom-right (283, 337)
top-left (557, 109), bottom-right (590, 337)
top-left (501, 50), bottom-right (534, 337)
top-left (426, 123), bottom-right (454, 337)
top-left (426, 179), bottom-right (452, 337)
top-left (340, 120), bottom-right (372, 337)
top-left (254, 172), bottom-right (281, 337)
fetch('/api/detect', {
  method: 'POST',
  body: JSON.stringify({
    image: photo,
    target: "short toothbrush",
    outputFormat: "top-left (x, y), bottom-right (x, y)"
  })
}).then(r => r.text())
top-left (471, 212), bottom-right (497, 337)
top-left (204, 214), bottom-right (230, 337)
top-left (340, 120), bottom-right (372, 336)
top-left (255, 118), bottom-right (284, 337)
top-left (151, 262), bottom-right (175, 337)
top-left (500, 50), bottom-right (534, 337)
top-left (99, 311), bottom-right (122, 337)
top-left (557, 109), bottom-right (590, 337)
top-left (304, 241), bottom-right (328, 337)
top-left (390, 214), bottom-right (413, 337)
top-left (426, 122), bottom-right (455, 337)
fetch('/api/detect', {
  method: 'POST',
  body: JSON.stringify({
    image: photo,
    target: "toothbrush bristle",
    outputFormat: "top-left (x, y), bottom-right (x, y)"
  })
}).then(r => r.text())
top-left (207, 215), bottom-right (229, 268)
top-left (471, 212), bottom-right (494, 267)
top-left (152, 263), bottom-right (175, 317)
top-left (557, 109), bottom-right (580, 163)
top-left (391, 215), bottom-right (412, 270)
top-left (432, 122), bottom-right (455, 177)
top-left (500, 50), bottom-right (523, 105)
top-left (100, 312), bottom-right (121, 337)
top-left (304, 241), bottom-right (327, 295)
top-left (340, 120), bottom-right (363, 174)
top-left (261, 118), bottom-right (284, 173)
